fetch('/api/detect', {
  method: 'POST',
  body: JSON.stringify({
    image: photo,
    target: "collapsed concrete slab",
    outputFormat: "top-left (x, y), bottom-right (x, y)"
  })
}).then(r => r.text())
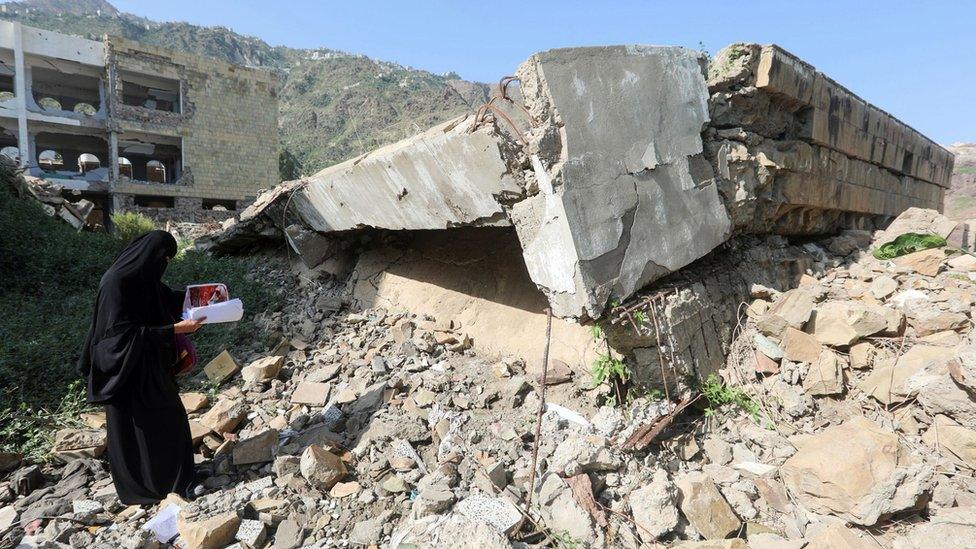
top-left (210, 43), bottom-right (953, 326)
top-left (512, 46), bottom-right (731, 319)
top-left (291, 117), bottom-right (523, 232)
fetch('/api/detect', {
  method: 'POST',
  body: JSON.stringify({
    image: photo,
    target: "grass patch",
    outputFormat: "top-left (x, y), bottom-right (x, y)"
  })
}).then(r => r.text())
top-left (700, 374), bottom-right (760, 420)
top-left (956, 165), bottom-right (976, 175)
top-left (0, 164), bottom-right (282, 459)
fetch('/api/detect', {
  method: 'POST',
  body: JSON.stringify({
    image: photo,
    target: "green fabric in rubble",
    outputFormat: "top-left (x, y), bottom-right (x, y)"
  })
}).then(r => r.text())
top-left (873, 232), bottom-right (947, 260)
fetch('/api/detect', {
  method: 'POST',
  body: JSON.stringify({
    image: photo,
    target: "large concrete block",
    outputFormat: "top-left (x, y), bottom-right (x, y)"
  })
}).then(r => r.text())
top-left (514, 46), bottom-right (731, 318)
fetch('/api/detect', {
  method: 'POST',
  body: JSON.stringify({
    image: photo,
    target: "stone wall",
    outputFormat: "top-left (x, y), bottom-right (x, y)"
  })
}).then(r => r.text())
top-left (107, 36), bottom-right (278, 203)
top-left (114, 193), bottom-right (239, 224)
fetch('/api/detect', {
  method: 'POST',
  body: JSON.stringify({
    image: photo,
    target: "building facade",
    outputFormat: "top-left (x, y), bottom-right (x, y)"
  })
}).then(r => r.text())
top-left (0, 21), bottom-right (278, 225)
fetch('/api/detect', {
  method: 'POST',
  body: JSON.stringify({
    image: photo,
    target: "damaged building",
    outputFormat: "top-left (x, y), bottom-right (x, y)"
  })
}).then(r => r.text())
top-left (0, 21), bottom-right (278, 226)
top-left (211, 44), bottom-right (954, 385)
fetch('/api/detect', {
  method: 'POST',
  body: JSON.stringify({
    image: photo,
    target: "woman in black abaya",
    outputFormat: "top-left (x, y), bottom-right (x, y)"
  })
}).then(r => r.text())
top-left (77, 230), bottom-right (206, 504)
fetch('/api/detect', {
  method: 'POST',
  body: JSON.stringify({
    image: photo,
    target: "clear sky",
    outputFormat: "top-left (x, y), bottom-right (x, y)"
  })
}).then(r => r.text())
top-left (111, 0), bottom-right (974, 144)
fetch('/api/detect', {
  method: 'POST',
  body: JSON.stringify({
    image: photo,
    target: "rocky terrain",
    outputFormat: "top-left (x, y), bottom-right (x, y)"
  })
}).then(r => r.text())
top-left (945, 143), bottom-right (976, 220)
top-left (4, 207), bottom-right (976, 548)
top-left (0, 0), bottom-right (490, 176)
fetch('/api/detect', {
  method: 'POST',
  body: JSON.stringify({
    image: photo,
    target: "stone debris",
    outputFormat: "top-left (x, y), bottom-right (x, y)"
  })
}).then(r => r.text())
top-left (675, 472), bottom-right (742, 539)
top-left (629, 468), bottom-right (680, 541)
top-left (1, 149), bottom-right (969, 549)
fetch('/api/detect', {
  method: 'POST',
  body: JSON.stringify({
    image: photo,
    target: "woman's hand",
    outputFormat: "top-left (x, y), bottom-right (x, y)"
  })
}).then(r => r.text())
top-left (174, 318), bottom-right (206, 334)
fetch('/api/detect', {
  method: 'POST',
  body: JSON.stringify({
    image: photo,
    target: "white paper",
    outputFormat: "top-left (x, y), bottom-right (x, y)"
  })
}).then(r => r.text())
top-left (546, 402), bottom-right (591, 428)
top-left (142, 503), bottom-right (180, 543)
top-left (183, 298), bottom-right (244, 324)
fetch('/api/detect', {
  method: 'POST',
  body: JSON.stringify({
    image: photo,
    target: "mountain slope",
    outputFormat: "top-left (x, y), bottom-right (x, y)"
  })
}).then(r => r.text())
top-left (944, 143), bottom-right (976, 220)
top-left (0, 1), bottom-right (490, 178)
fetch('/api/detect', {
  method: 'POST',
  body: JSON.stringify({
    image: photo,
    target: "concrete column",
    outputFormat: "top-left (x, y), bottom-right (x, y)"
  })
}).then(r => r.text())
top-left (12, 22), bottom-right (28, 168)
top-left (108, 131), bottom-right (118, 183)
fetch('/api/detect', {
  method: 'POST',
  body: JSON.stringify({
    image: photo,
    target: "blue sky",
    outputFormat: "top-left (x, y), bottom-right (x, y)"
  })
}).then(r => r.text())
top-left (111, 0), bottom-right (974, 144)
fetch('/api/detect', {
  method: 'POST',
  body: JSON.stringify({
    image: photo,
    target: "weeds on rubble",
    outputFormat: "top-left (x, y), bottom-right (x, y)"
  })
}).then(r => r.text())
top-left (110, 210), bottom-right (155, 242)
top-left (589, 320), bottom-right (632, 407)
top-left (550, 531), bottom-right (582, 549)
top-left (0, 381), bottom-right (88, 463)
top-left (700, 374), bottom-right (760, 421)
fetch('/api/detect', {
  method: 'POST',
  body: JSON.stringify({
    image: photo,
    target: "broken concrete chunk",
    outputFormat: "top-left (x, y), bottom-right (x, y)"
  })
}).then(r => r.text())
top-left (780, 327), bottom-right (823, 364)
top-left (180, 392), bottom-right (209, 413)
top-left (235, 518), bottom-right (266, 548)
top-left (549, 435), bottom-right (620, 476)
top-left (299, 444), bottom-right (346, 491)
top-left (203, 350), bottom-right (239, 384)
top-left (892, 506), bottom-right (976, 549)
top-left (808, 301), bottom-right (888, 346)
top-left (849, 342), bottom-right (877, 369)
top-left (630, 469), bottom-right (679, 541)
top-left (232, 429), bottom-right (278, 465)
top-left (757, 289), bottom-right (815, 336)
top-left (455, 494), bottom-right (522, 536)
top-left (781, 416), bottom-right (932, 525)
top-left (291, 381), bottom-right (331, 406)
top-left (802, 350), bottom-right (844, 396)
top-left (860, 344), bottom-right (955, 405)
top-left (52, 429), bottom-right (106, 460)
top-left (514, 45), bottom-right (729, 318)
top-left (273, 518), bottom-right (305, 549)
top-left (177, 511), bottom-right (241, 549)
top-left (241, 355), bottom-right (284, 383)
top-left (893, 248), bottom-right (946, 277)
top-left (922, 415), bottom-right (976, 470)
top-left (674, 472), bottom-right (741, 540)
top-left (199, 398), bottom-right (246, 434)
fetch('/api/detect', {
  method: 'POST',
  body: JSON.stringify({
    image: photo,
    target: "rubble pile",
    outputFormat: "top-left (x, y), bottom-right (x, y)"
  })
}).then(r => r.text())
top-left (6, 207), bottom-right (976, 548)
top-left (12, 175), bottom-right (97, 230)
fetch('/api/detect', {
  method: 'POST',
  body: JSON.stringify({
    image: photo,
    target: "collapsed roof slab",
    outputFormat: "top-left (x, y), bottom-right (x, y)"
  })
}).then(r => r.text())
top-left (212, 44), bottom-right (953, 322)
top-left (289, 116), bottom-right (523, 232)
top-left (285, 45), bottom-right (731, 319)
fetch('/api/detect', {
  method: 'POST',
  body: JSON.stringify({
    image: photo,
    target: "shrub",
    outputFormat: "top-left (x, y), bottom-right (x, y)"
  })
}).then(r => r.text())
top-left (110, 210), bottom-right (155, 242)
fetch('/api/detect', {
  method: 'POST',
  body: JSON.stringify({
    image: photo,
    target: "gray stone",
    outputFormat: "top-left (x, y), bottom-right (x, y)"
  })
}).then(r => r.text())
top-left (534, 474), bottom-right (597, 545)
top-left (630, 469), bottom-right (679, 541)
top-left (236, 518), bottom-right (267, 548)
top-left (349, 512), bottom-right (389, 546)
top-left (273, 519), bottom-right (303, 549)
top-left (232, 429), bottom-right (278, 465)
top-left (455, 494), bottom-right (522, 536)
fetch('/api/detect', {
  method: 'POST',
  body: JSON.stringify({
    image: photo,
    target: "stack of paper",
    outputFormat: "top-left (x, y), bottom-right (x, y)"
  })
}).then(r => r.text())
top-left (183, 298), bottom-right (244, 324)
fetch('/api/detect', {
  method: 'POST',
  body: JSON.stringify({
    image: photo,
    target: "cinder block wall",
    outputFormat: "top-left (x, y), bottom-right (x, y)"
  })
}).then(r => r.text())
top-left (107, 36), bottom-right (279, 204)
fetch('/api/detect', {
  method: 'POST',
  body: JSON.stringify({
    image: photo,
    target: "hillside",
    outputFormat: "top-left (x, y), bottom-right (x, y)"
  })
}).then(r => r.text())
top-left (944, 142), bottom-right (976, 219)
top-left (0, 0), bottom-right (490, 177)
